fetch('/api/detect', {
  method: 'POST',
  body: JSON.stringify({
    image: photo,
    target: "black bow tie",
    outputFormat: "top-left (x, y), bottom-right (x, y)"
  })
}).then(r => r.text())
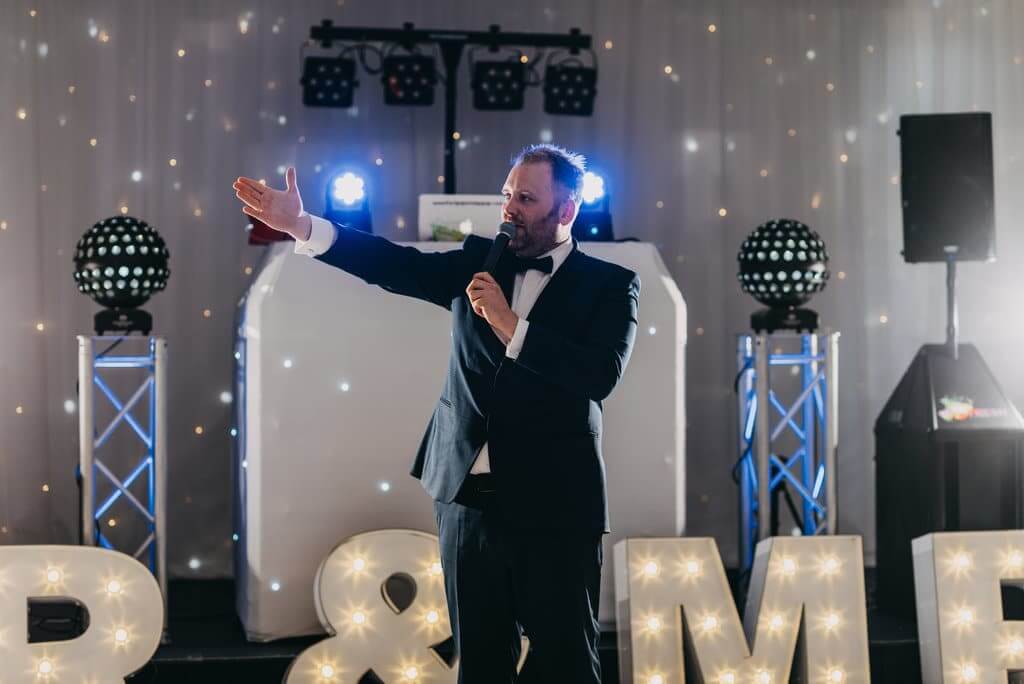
top-left (510, 254), bottom-right (554, 274)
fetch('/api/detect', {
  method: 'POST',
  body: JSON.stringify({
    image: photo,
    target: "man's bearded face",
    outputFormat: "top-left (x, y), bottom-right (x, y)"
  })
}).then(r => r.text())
top-left (501, 162), bottom-right (573, 258)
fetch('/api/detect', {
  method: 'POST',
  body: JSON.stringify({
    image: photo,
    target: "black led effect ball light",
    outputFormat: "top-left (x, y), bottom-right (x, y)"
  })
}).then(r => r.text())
top-left (73, 216), bottom-right (170, 335)
top-left (737, 218), bottom-right (829, 333)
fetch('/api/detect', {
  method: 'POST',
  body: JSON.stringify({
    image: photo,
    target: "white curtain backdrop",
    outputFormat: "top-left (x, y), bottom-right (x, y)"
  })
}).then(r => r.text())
top-left (2, 0), bottom-right (1022, 576)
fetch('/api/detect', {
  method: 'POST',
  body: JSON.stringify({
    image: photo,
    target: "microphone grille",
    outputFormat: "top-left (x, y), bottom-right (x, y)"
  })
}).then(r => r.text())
top-left (498, 222), bottom-right (516, 237)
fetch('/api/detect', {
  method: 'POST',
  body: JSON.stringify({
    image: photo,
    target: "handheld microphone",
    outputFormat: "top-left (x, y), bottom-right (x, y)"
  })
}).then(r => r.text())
top-left (482, 222), bottom-right (516, 275)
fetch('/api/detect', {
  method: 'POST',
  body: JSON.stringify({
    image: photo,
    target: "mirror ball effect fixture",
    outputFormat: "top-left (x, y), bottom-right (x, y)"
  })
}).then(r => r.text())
top-left (73, 216), bottom-right (170, 335)
top-left (737, 218), bottom-right (829, 332)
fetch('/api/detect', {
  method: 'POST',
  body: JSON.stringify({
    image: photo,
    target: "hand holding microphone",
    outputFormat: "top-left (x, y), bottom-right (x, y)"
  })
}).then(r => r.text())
top-left (468, 222), bottom-right (519, 342)
top-left (481, 222), bottom-right (517, 275)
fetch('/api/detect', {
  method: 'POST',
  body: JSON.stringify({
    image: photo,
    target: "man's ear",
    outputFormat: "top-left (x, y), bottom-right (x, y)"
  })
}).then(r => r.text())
top-left (559, 197), bottom-right (578, 227)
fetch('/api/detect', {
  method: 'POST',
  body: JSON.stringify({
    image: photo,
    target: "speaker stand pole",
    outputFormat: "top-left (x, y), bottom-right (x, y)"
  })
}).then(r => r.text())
top-left (946, 255), bottom-right (959, 360)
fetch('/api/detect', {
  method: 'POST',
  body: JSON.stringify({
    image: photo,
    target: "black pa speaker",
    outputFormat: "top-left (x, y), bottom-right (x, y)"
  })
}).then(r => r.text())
top-left (898, 112), bottom-right (995, 263)
top-left (875, 343), bottom-right (1024, 618)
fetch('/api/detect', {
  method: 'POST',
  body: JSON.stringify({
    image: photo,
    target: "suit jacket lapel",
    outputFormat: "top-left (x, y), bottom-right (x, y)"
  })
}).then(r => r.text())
top-left (496, 253), bottom-right (516, 306)
top-left (523, 240), bottom-right (584, 326)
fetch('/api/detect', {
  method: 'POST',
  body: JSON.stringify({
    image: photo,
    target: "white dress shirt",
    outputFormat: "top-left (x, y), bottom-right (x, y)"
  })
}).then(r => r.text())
top-left (294, 213), bottom-right (574, 474)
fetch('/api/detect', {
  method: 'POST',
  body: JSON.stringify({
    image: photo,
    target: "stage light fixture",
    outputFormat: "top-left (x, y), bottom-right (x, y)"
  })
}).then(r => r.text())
top-left (302, 23), bottom-right (593, 191)
top-left (737, 218), bottom-right (830, 332)
top-left (572, 171), bottom-right (614, 242)
top-left (471, 60), bottom-right (527, 111)
top-left (73, 216), bottom-right (170, 335)
top-left (581, 171), bottom-right (606, 204)
top-left (324, 170), bottom-right (372, 233)
top-left (543, 61), bottom-right (597, 116)
top-left (382, 54), bottom-right (436, 106)
top-left (301, 56), bottom-right (358, 108)
top-left (331, 172), bottom-right (366, 206)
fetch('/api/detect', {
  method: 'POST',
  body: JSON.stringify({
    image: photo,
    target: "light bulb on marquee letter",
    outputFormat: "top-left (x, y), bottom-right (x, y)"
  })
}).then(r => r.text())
top-left (821, 611), bottom-right (842, 634)
top-left (641, 560), bottom-right (660, 579)
top-left (1003, 548), bottom-right (1024, 575)
top-left (681, 557), bottom-right (702, 581)
top-left (718, 671), bottom-right (737, 684)
top-left (697, 613), bottom-right (720, 635)
top-left (45, 567), bottom-right (64, 587)
top-left (767, 612), bottom-right (786, 634)
top-left (818, 555), bottom-right (841, 578)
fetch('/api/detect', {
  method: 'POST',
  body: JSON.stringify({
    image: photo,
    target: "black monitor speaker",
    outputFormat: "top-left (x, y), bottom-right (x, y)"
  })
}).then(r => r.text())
top-left (898, 112), bottom-right (995, 263)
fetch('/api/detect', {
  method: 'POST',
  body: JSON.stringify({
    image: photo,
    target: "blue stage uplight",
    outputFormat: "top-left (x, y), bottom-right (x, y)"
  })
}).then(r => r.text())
top-left (331, 172), bottom-right (366, 206)
top-left (572, 170), bottom-right (613, 242)
top-left (581, 171), bottom-right (606, 204)
top-left (325, 169), bottom-right (372, 233)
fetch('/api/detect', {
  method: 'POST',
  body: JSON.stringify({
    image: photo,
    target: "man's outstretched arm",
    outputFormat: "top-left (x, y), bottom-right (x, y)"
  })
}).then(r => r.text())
top-left (300, 215), bottom-right (475, 311)
top-left (232, 168), bottom-right (475, 310)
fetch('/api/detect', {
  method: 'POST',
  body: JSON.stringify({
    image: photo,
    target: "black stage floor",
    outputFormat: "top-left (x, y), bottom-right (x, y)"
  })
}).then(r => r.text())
top-left (125, 570), bottom-right (923, 683)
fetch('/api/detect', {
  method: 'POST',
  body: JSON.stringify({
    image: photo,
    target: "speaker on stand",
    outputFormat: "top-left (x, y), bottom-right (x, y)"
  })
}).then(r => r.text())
top-left (875, 112), bottom-right (1024, 618)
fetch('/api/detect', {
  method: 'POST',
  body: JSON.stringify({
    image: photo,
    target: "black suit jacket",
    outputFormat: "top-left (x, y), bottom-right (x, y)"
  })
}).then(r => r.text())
top-left (314, 222), bottom-right (640, 533)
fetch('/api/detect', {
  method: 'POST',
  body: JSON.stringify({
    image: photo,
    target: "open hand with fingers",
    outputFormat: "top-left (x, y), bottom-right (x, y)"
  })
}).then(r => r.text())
top-left (232, 166), bottom-right (310, 240)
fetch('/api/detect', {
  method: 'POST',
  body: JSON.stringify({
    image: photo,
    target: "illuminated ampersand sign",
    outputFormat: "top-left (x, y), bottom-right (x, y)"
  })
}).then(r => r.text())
top-left (0, 545), bottom-right (163, 682)
top-left (914, 531), bottom-right (1024, 683)
top-left (614, 536), bottom-right (870, 683)
top-left (287, 529), bottom-right (456, 683)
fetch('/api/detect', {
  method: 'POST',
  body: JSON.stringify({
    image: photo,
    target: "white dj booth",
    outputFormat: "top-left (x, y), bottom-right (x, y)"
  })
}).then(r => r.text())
top-left (234, 197), bottom-right (687, 640)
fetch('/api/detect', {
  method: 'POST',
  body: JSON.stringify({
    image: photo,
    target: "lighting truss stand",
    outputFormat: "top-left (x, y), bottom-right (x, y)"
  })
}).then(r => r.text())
top-left (735, 331), bottom-right (840, 572)
top-left (308, 21), bottom-right (591, 193)
top-left (78, 335), bottom-right (168, 631)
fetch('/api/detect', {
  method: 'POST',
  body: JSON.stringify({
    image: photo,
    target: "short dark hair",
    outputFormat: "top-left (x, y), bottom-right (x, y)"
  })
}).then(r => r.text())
top-left (511, 143), bottom-right (586, 203)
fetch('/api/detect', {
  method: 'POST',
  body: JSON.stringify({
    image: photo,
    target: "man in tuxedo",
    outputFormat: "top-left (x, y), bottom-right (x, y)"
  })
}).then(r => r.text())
top-left (233, 144), bottom-right (640, 682)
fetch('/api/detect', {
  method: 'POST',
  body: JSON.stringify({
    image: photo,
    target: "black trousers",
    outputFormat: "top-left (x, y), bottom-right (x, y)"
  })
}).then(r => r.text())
top-left (433, 473), bottom-right (604, 683)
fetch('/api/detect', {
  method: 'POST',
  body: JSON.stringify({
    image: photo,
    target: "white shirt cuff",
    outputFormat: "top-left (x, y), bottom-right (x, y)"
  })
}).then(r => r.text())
top-left (293, 214), bottom-right (337, 256)
top-left (505, 318), bottom-right (529, 359)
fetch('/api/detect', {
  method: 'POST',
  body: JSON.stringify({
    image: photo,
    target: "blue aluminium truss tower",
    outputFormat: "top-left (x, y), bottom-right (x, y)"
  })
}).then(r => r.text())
top-left (735, 331), bottom-right (840, 572)
top-left (77, 335), bottom-right (168, 619)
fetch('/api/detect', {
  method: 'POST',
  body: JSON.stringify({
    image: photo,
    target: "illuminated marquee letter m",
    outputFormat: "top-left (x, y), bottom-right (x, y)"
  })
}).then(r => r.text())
top-left (614, 536), bottom-right (870, 683)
